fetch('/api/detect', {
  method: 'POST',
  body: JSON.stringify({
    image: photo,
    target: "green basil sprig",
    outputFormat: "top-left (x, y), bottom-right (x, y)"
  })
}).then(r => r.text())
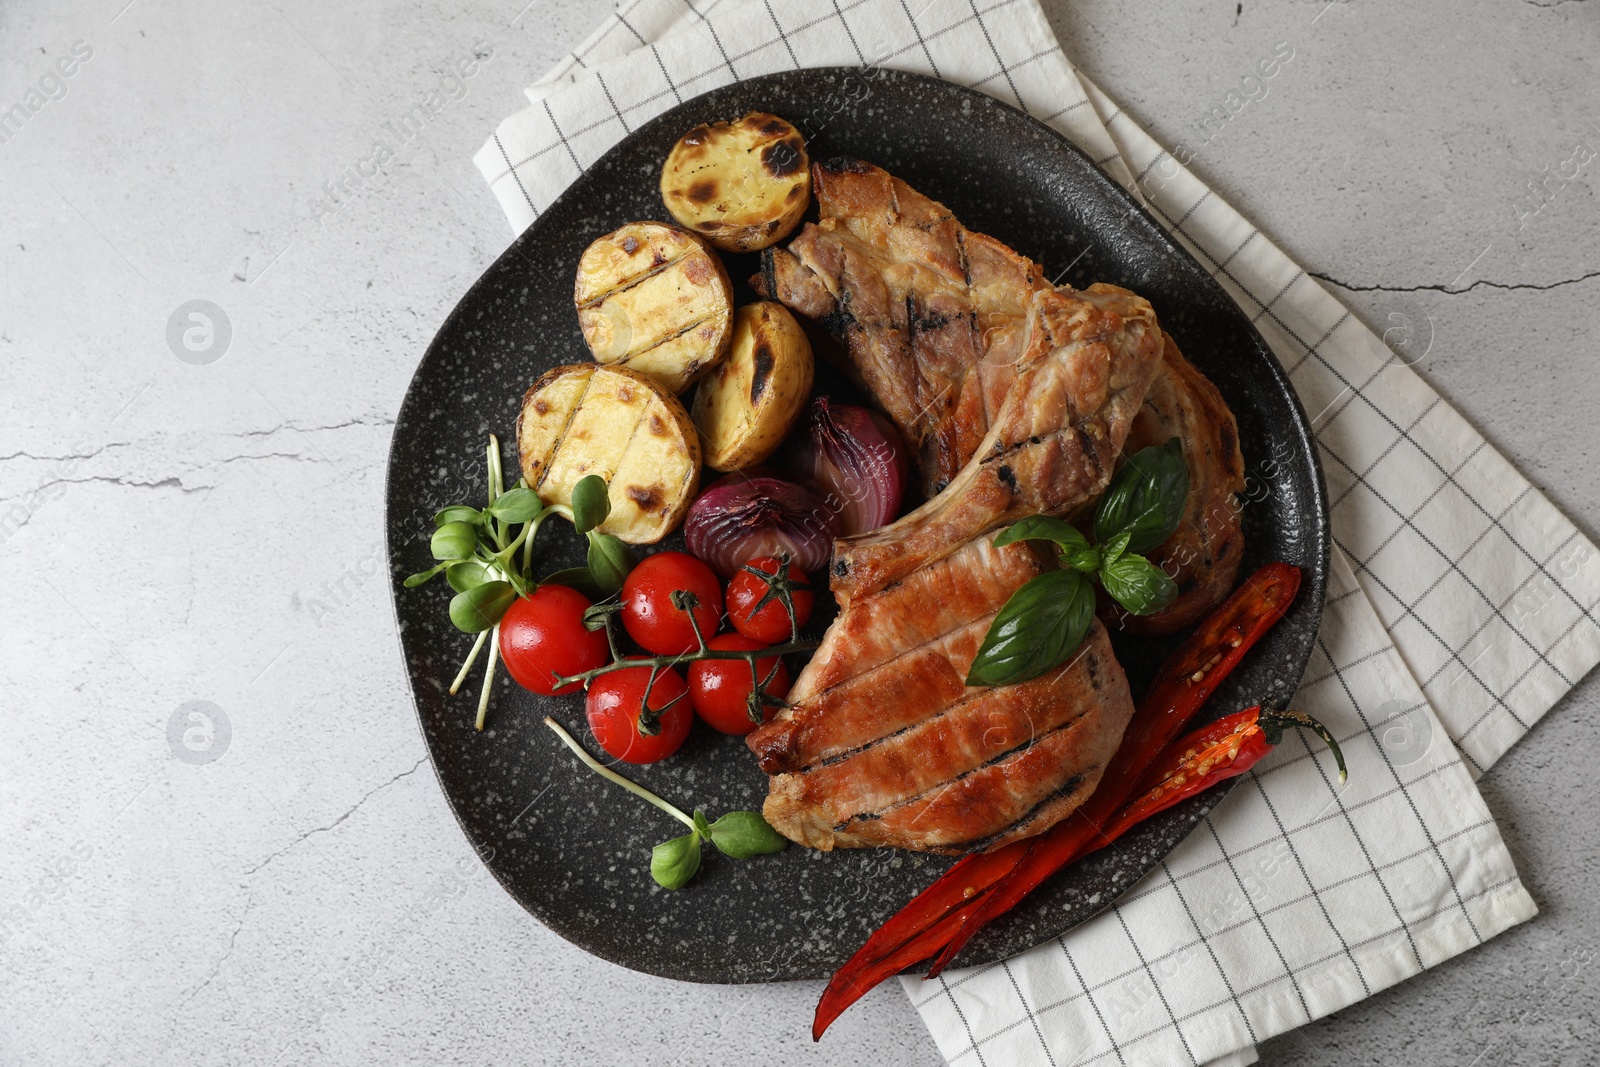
top-left (967, 439), bottom-right (1189, 687)
top-left (1093, 437), bottom-right (1189, 553)
top-left (546, 717), bottom-right (786, 890)
top-left (404, 441), bottom-right (637, 729)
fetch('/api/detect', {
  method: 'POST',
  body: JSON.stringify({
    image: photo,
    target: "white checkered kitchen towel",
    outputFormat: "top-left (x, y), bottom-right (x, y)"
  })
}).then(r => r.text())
top-left (473, 2), bottom-right (1600, 1064)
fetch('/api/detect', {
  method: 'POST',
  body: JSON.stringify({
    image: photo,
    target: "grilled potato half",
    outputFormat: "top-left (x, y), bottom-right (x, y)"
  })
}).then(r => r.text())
top-left (660, 112), bottom-right (810, 253)
top-left (516, 363), bottom-right (701, 544)
top-left (575, 222), bottom-right (734, 394)
top-left (691, 302), bottom-right (814, 472)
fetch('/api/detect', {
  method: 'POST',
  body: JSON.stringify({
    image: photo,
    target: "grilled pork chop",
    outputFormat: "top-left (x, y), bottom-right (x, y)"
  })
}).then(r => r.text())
top-left (750, 534), bottom-right (1135, 853)
top-left (829, 282), bottom-right (1163, 604)
top-left (757, 159), bottom-right (1245, 617)
top-left (746, 162), bottom-right (1231, 855)
top-left (754, 158), bottom-right (1046, 497)
top-left (754, 160), bottom-right (1163, 603)
top-left (1105, 332), bottom-right (1247, 635)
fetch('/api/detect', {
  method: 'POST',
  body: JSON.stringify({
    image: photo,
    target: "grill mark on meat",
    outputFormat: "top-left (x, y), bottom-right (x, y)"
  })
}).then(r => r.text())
top-left (787, 535), bottom-right (1043, 702)
top-left (821, 704), bottom-right (1118, 854)
top-left (820, 156), bottom-right (873, 174)
top-left (952, 773), bottom-right (1089, 853)
top-left (827, 716), bottom-right (1093, 834)
top-left (751, 612), bottom-right (993, 773)
top-left (807, 646), bottom-right (1098, 775)
top-left (760, 605), bottom-right (1134, 853)
top-left (759, 247), bottom-right (779, 303)
top-left (904, 293), bottom-right (916, 381)
top-left (810, 682), bottom-right (1101, 828)
top-left (1077, 423), bottom-right (1106, 482)
top-left (821, 307), bottom-right (856, 336)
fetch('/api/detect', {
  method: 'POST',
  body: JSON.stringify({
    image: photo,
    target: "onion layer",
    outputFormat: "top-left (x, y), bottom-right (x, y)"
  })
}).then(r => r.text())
top-left (787, 398), bottom-right (910, 536)
top-left (684, 474), bottom-right (840, 579)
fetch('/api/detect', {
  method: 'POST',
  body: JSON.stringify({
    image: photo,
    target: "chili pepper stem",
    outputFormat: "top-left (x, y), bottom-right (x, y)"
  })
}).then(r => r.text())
top-left (544, 716), bottom-right (697, 832)
top-left (1262, 709), bottom-right (1348, 783)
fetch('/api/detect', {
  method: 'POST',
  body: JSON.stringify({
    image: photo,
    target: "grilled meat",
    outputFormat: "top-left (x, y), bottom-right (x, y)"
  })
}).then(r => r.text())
top-left (750, 534), bottom-right (1135, 854)
top-left (757, 158), bottom-right (1245, 616)
top-left (1103, 332), bottom-right (1247, 635)
top-left (754, 158), bottom-right (1045, 497)
top-left (744, 161), bottom-right (1242, 856)
top-left (828, 282), bottom-right (1163, 605)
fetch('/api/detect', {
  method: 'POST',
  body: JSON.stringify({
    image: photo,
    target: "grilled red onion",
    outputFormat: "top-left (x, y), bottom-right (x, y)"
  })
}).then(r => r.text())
top-left (684, 474), bottom-right (840, 578)
top-left (787, 398), bottom-right (910, 536)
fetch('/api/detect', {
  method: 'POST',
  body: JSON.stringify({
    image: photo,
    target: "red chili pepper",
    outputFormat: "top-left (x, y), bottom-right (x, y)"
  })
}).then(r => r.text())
top-left (1100, 705), bottom-right (1346, 844)
top-left (812, 562), bottom-right (1303, 1039)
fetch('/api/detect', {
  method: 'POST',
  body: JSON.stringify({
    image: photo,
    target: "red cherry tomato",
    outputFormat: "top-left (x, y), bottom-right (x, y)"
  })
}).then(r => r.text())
top-left (498, 585), bottom-right (610, 696)
top-left (585, 660), bottom-right (692, 764)
top-left (687, 634), bottom-right (793, 735)
top-left (620, 551), bottom-right (724, 655)
top-left (726, 556), bottom-right (814, 643)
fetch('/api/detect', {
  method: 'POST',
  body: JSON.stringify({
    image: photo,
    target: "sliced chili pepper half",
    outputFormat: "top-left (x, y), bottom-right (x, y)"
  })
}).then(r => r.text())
top-left (1102, 706), bottom-right (1347, 842)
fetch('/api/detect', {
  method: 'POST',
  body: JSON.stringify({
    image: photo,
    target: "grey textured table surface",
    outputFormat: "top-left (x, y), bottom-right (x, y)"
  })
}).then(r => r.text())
top-left (2, 0), bottom-right (1596, 1064)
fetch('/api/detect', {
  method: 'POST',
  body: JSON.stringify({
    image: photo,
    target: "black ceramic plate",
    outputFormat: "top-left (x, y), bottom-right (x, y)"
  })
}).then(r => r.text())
top-left (386, 68), bottom-right (1328, 983)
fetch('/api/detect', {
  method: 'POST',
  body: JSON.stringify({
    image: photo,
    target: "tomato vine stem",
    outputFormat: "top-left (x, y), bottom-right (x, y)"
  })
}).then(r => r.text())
top-left (551, 638), bottom-right (820, 691)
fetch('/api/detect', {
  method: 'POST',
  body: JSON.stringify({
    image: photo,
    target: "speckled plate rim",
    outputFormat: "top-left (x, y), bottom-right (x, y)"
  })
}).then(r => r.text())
top-left (385, 67), bottom-right (1330, 983)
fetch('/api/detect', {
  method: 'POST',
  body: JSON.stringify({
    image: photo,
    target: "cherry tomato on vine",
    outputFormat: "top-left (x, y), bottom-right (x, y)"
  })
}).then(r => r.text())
top-left (498, 585), bottom-right (610, 696)
top-left (687, 634), bottom-right (792, 735)
top-left (585, 659), bottom-right (692, 764)
top-left (726, 556), bottom-right (814, 643)
top-left (620, 551), bottom-right (724, 656)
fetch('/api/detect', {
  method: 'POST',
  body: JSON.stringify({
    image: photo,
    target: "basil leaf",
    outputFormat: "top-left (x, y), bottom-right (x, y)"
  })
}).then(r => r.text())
top-left (433, 505), bottom-right (482, 527)
top-left (447, 561), bottom-right (492, 593)
top-left (430, 521), bottom-right (479, 562)
top-left (571, 475), bottom-right (611, 535)
top-left (650, 831), bottom-right (702, 890)
top-left (1063, 546), bottom-right (1101, 573)
top-left (403, 563), bottom-right (445, 588)
top-left (487, 487), bottom-right (541, 523)
top-left (448, 580), bottom-right (516, 633)
top-left (586, 532), bottom-right (636, 596)
top-left (541, 566), bottom-right (603, 601)
top-left (707, 811), bottom-right (788, 859)
top-left (994, 516), bottom-right (1092, 557)
top-left (1093, 438), bottom-right (1190, 555)
top-left (1100, 552), bottom-right (1180, 616)
top-left (966, 569), bottom-right (1095, 687)
top-left (692, 810), bottom-right (714, 840)
top-left (1099, 531), bottom-right (1132, 570)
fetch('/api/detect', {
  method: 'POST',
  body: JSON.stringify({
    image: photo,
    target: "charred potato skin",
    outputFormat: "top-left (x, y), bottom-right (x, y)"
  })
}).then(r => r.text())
top-left (514, 363), bottom-right (702, 544)
top-left (691, 302), bottom-right (814, 472)
top-left (660, 112), bottom-right (811, 253)
top-left (574, 222), bottom-right (734, 394)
